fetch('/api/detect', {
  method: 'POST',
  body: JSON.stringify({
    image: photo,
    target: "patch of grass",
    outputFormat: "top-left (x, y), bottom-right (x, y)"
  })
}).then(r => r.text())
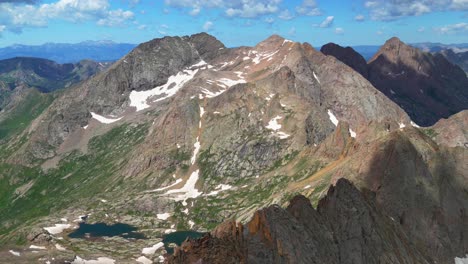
top-left (0, 123), bottom-right (149, 243)
top-left (0, 89), bottom-right (54, 140)
top-left (422, 128), bottom-right (438, 139)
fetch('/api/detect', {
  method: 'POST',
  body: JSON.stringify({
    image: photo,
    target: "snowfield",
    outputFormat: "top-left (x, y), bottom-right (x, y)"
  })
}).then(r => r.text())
top-left (129, 60), bottom-right (210, 111)
top-left (142, 242), bottom-right (164, 255)
top-left (43, 223), bottom-right (72, 235)
top-left (90, 112), bottom-right (122, 124)
top-left (266, 116), bottom-right (290, 139)
top-left (163, 170), bottom-right (202, 202)
top-left (327, 110), bottom-right (339, 126)
top-left (72, 256), bottom-right (116, 264)
top-left (156, 213), bottom-right (171, 220)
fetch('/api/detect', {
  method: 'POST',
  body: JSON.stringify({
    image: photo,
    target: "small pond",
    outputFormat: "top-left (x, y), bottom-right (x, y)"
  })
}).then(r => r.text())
top-left (163, 231), bottom-right (206, 254)
top-left (68, 222), bottom-right (145, 239)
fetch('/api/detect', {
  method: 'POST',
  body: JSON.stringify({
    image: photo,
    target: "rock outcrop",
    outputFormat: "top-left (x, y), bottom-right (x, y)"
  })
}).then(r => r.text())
top-left (167, 179), bottom-right (431, 264)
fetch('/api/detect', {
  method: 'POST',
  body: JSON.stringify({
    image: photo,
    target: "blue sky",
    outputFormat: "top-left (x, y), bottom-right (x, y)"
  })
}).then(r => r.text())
top-left (0, 0), bottom-right (467, 48)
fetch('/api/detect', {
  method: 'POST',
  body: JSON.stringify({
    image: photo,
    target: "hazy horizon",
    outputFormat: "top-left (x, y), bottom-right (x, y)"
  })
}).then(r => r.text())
top-left (0, 1), bottom-right (466, 49)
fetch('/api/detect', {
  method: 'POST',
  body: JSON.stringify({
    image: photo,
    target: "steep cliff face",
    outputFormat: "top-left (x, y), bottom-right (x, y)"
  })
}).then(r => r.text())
top-left (436, 49), bottom-right (468, 75)
top-left (368, 37), bottom-right (468, 126)
top-left (322, 37), bottom-right (468, 127)
top-left (167, 179), bottom-right (431, 264)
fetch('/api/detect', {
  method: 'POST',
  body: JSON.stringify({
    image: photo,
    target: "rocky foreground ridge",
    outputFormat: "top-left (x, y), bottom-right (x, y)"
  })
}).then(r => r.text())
top-left (168, 178), bottom-right (432, 264)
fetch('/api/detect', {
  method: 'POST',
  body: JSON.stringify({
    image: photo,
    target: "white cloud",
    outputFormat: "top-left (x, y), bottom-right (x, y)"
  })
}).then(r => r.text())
top-left (165, 0), bottom-right (282, 18)
top-left (434, 22), bottom-right (468, 34)
top-left (97, 9), bottom-right (134, 26)
top-left (189, 7), bottom-right (201, 16)
top-left (265, 17), bottom-right (274, 23)
top-left (318, 16), bottom-right (334, 28)
top-left (295, 0), bottom-right (321, 16)
top-left (354, 14), bottom-right (365, 21)
top-left (137, 24), bottom-right (147, 30)
top-left (203, 21), bottom-right (213, 31)
top-left (417, 26), bottom-right (425, 32)
top-left (0, 0), bottom-right (134, 33)
top-left (335, 27), bottom-right (344, 34)
top-left (278, 9), bottom-right (294, 20)
top-left (364, 0), bottom-right (468, 21)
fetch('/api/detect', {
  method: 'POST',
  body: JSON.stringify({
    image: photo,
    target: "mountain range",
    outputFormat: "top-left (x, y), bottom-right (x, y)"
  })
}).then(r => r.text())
top-left (0, 33), bottom-right (466, 264)
top-left (0, 41), bottom-right (137, 64)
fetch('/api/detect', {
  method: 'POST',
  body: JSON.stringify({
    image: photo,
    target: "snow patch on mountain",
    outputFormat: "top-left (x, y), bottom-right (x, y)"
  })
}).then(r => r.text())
top-left (266, 116), bottom-right (290, 139)
top-left (136, 256), bottom-right (153, 264)
top-left (129, 61), bottom-right (207, 111)
top-left (156, 213), bottom-right (171, 220)
top-left (55, 244), bottom-right (66, 251)
top-left (43, 223), bottom-right (72, 235)
top-left (163, 170), bottom-right (202, 202)
top-left (411, 121), bottom-right (420, 128)
top-left (29, 245), bottom-right (46, 250)
top-left (142, 242), bottom-right (164, 255)
top-left (146, 178), bottom-right (183, 193)
top-left (206, 184), bottom-right (233, 196)
top-left (72, 256), bottom-right (116, 264)
top-left (327, 110), bottom-right (339, 126)
top-left (455, 255), bottom-right (468, 264)
top-left (9, 250), bottom-right (20, 256)
top-left (91, 112), bottom-right (122, 124)
top-left (313, 71), bottom-right (320, 84)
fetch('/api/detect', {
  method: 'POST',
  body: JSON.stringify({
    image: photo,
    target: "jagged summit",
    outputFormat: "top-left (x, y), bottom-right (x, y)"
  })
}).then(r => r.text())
top-left (369, 36), bottom-right (408, 64)
top-left (322, 36), bottom-right (468, 126)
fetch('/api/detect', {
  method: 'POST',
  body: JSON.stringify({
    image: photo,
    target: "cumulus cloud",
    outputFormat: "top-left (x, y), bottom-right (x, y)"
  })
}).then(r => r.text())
top-left (335, 27), bottom-right (344, 34)
top-left (265, 17), bottom-right (274, 23)
top-left (165, 0), bottom-right (282, 18)
top-left (278, 9), bottom-right (294, 20)
top-left (189, 7), bottom-right (201, 15)
top-left (97, 9), bottom-right (134, 26)
top-left (354, 14), bottom-right (365, 21)
top-left (364, 0), bottom-right (468, 21)
top-left (203, 21), bottom-right (213, 31)
top-left (0, 0), bottom-right (134, 34)
top-left (0, 0), bottom-right (39, 3)
top-left (318, 16), bottom-right (334, 28)
top-left (295, 0), bottom-right (321, 16)
top-left (434, 22), bottom-right (468, 34)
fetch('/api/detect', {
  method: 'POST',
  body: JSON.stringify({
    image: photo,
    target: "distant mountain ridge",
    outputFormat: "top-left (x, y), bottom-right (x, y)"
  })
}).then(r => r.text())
top-left (351, 42), bottom-right (468, 60)
top-left (0, 41), bottom-right (137, 63)
top-left (322, 38), bottom-right (468, 126)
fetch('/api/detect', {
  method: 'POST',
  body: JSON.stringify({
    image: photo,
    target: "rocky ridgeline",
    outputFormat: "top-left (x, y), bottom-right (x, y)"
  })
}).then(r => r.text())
top-left (167, 179), bottom-right (431, 264)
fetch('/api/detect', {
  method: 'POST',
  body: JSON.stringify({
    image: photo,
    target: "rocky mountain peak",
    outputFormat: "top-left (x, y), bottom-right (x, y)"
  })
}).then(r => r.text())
top-left (369, 37), bottom-right (407, 64)
top-left (255, 34), bottom-right (292, 50)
